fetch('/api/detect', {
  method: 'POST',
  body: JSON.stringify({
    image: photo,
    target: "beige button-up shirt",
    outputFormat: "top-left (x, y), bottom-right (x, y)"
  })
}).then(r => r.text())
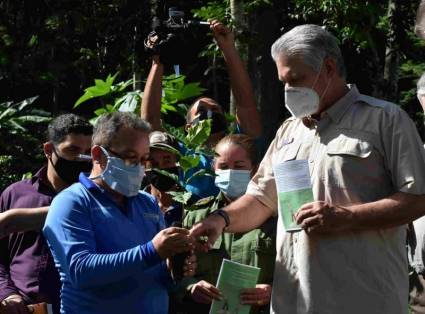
top-left (247, 85), bottom-right (425, 314)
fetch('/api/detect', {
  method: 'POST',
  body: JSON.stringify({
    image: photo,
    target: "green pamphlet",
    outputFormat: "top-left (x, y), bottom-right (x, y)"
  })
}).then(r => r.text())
top-left (210, 259), bottom-right (260, 314)
top-left (273, 159), bottom-right (313, 232)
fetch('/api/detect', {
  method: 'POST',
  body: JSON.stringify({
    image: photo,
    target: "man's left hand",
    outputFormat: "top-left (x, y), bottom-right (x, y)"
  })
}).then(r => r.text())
top-left (295, 201), bottom-right (354, 234)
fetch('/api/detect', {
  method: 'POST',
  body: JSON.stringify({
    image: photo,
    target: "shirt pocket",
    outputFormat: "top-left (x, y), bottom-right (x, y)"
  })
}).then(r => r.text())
top-left (327, 135), bottom-right (372, 158)
top-left (274, 142), bottom-right (301, 164)
top-left (324, 135), bottom-right (374, 188)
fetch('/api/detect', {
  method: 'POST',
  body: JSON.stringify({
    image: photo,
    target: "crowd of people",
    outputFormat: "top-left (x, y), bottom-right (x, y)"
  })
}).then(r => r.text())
top-left (0, 14), bottom-right (425, 314)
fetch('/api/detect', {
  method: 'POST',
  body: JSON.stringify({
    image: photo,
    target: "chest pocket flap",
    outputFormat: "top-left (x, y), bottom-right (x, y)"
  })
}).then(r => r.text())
top-left (281, 142), bottom-right (301, 162)
top-left (327, 135), bottom-right (372, 158)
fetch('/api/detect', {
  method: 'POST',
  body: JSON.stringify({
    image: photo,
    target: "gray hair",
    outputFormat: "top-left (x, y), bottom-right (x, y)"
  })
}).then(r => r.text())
top-left (417, 72), bottom-right (425, 96)
top-left (271, 24), bottom-right (346, 79)
top-left (92, 112), bottom-right (151, 147)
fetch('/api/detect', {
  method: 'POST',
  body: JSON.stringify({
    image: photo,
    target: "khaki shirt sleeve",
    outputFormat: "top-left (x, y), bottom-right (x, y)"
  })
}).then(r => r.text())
top-left (383, 107), bottom-right (425, 194)
top-left (246, 127), bottom-right (283, 214)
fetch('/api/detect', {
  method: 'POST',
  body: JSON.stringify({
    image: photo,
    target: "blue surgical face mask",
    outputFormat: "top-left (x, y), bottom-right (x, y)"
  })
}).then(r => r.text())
top-left (91, 146), bottom-right (145, 197)
top-left (214, 169), bottom-right (251, 200)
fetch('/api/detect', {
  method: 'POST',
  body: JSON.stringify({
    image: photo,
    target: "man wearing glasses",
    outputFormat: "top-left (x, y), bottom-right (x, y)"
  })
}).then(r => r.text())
top-left (43, 112), bottom-right (196, 314)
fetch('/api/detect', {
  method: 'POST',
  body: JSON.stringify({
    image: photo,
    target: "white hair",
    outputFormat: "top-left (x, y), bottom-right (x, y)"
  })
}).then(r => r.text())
top-left (271, 24), bottom-right (346, 79)
top-left (417, 72), bottom-right (425, 96)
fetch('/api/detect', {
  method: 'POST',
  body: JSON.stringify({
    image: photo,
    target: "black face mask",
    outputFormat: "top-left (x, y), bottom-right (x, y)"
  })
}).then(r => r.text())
top-left (192, 110), bottom-right (228, 134)
top-left (52, 151), bottom-right (92, 184)
top-left (145, 167), bottom-right (179, 192)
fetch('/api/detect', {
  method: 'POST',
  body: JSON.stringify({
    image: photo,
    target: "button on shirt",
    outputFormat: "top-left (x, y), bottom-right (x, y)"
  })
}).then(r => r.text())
top-left (43, 173), bottom-right (172, 314)
top-left (0, 167), bottom-right (61, 313)
top-left (247, 85), bottom-right (425, 314)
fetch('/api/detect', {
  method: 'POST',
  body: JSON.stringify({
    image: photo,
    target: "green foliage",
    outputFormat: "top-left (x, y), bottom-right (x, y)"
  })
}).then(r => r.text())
top-left (167, 191), bottom-right (193, 206)
top-left (161, 74), bottom-right (206, 115)
top-left (74, 73), bottom-right (119, 107)
top-left (75, 73), bottom-right (205, 126)
top-left (0, 155), bottom-right (21, 191)
top-left (399, 60), bottom-right (425, 108)
top-left (290, 0), bottom-right (384, 50)
top-left (73, 73), bottom-right (140, 124)
top-left (0, 96), bottom-right (50, 191)
top-left (400, 60), bottom-right (425, 79)
top-left (184, 120), bottom-right (212, 150)
top-left (0, 96), bottom-right (50, 133)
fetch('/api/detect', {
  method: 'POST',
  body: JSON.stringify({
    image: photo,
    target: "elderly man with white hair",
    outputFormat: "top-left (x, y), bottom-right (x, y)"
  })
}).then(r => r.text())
top-left (191, 24), bottom-right (425, 314)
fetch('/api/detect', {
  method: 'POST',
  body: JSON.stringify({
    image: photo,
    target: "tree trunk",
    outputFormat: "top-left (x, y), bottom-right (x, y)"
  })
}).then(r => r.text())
top-left (229, 0), bottom-right (247, 116)
top-left (383, 0), bottom-right (401, 102)
top-left (247, 5), bottom-right (284, 148)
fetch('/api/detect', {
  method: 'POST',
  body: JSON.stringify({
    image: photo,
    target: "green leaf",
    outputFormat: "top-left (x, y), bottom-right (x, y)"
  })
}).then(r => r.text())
top-left (21, 172), bottom-right (33, 180)
top-left (153, 168), bottom-right (179, 183)
top-left (16, 96), bottom-right (38, 111)
top-left (0, 108), bottom-right (17, 121)
top-left (28, 35), bottom-right (38, 47)
top-left (105, 72), bottom-right (118, 86)
top-left (161, 103), bottom-right (178, 113)
top-left (116, 91), bottom-right (141, 113)
top-left (89, 116), bottom-right (99, 125)
top-left (1, 33), bottom-right (14, 46)
top-left (179, 155), bottom-right (200, 173)
top-left (162, 123), bottom-right (186, 143)
top-left (178, 82), bottom-right (207, 100)
top-left (94, 108), bottom-right (108, 116)
top-left (167, 191), bottom-right (193, 205)
top-left (13, 115), bottom-right (51, 123)
top-left (74, 73), bottom-right (118, 107)
top-left (113, 79), bottom-right (134, 92)
top-left (8, 118), bottom-right (26, 131)
top-left (185, 119), bottom-right (211, 149)
top-left (185, 169), bottom-right (214, 184)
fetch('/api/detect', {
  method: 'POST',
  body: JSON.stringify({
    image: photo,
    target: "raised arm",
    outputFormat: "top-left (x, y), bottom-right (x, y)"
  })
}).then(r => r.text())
top-left (211, 20), bottom-right (262, 138)
top-left (141, 55), bottom-right (164, 131)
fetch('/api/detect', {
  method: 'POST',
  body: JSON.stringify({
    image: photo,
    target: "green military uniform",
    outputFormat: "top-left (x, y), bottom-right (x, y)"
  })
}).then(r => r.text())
top-left (176, 192), bottom-right (277, 314)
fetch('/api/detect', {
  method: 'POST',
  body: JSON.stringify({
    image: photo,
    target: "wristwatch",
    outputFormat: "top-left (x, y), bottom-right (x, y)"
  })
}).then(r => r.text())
top-left (208, 209), bottom-right (230, 229)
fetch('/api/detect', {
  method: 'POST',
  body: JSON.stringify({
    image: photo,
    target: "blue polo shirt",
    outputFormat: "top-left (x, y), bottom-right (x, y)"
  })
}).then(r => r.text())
top-left (43, 174), bottom-right (171, 314)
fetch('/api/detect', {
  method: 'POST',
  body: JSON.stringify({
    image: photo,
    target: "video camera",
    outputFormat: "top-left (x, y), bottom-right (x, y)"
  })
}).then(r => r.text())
top-left (153, 7), bottom-right (209, 32)
top-left (145, 7), bottom-right (209, 65)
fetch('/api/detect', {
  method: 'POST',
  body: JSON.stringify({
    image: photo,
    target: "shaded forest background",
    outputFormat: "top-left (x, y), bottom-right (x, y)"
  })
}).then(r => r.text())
top-left (1, 0), bottom-right (424, 190)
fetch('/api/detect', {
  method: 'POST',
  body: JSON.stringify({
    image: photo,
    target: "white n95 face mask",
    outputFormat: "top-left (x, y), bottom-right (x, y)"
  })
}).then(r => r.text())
top-left (284, 85), bottom-right (320, 118)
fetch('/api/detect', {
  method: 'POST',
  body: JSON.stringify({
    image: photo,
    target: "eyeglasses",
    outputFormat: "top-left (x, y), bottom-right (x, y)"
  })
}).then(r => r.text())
top-left (104, 147), bottom-right (143, 167)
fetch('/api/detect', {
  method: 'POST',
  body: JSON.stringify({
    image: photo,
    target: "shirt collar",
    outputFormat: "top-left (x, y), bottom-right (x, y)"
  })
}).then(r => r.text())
top-left (321, 84), bottom-right (360, 124)
top-left (32, 166), bottom-right (57, 195)
top-left (79, 172), bottom-right (99, 191)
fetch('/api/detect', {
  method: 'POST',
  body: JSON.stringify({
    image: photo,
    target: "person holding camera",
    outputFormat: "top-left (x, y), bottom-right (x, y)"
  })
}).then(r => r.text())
top-left (142, 20), bottom-right (262, 200)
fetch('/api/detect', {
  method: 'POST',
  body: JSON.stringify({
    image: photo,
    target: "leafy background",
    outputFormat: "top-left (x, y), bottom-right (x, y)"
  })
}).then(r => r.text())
top-left (1, 0), bottom-right (424, 191)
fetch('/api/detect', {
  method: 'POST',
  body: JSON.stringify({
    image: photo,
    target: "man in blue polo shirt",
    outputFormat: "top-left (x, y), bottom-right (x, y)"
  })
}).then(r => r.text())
top-left (43, 112), bottom-right (196, 314)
